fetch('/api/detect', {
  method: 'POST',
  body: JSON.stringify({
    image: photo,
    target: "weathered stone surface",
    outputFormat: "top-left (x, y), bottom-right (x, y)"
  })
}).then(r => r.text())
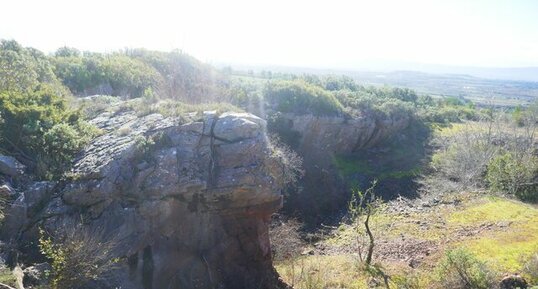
top-left (282, 112), bottom-right (409, 164)
top-left (275, 111), bottom-right (410, 219)
top-left (0, 184), bottom-right (15, 200)
top-left (1, 110), bottom-right (285, 289)
top-left (213, 112), bottom-right (265, 142)
top-left (0, 156), bottom-right (25, 178)
top-left (23, 263), bottom-right (51, 287)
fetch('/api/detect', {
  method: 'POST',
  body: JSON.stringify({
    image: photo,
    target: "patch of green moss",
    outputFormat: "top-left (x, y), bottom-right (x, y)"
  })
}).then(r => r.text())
top-left (333, 153), bottom-right (421, 181)
top-left (333, 155), bottom-right (373, 176)
top-left (379, 167), bottom-right (421, 180)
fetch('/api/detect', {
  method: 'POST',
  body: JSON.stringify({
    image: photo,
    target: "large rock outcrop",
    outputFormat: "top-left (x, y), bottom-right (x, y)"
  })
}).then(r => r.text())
top-left (280, 112), bottom-right (410, 166)
top-left (2, 109), bottom-right (287, 289)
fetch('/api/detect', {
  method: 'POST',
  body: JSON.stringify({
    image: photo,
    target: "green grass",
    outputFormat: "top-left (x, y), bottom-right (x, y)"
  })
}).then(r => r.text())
top-left (323, 195), bottom-right (538, 286)
top-left (275, 255), bottom-right (371, 289)
top-left (379, 167), bottom-right (421, 179)
top-left (448, 197), bottom-right (538, 273)
top-left (449, 197), bottom-right (538, 225)
top-left (333, 153), bottom-right (422, 181)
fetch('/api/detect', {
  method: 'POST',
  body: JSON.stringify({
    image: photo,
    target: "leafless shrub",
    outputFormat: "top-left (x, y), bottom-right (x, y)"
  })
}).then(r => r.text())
top-left (269, 217), bottom-right (304, 262)
top-left (268, 135), bottom-right (305, 188)
top-left (421, 108), bottom-right (537, 196)
top-left (523, 253), bottom-right (538, 284)
top-left (39, 222), bottom-right (119, 289)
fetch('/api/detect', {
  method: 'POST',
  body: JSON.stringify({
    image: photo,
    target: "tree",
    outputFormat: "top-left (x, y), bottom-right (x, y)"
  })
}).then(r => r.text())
top-left (0, 40), bottom-right (63, 94)
top-left (264, 80), bottom-right (344, 116)
top-left (54, 46), bottom-right (81, 57)
top-left (348, 181), bottom-right (391, 288)
top-left (348, 181), bottom-right (379, 265)
top-left (0, 40), bottom-right (39, 92)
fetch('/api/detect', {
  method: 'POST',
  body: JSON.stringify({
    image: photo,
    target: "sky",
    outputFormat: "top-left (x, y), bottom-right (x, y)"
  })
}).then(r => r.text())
top-left (2, 0), bottom-right (538, 69)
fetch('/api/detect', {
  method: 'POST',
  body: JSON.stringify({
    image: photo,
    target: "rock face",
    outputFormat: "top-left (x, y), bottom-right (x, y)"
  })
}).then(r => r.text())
top-left (2, 110), bottom-right (286, 289)
top-left (0, 156), bottom-right (25, 178)
top-left (281, 112), bottom-right (410, 166)
top-left (23, 262), bottom-right (51, 287)
top-left (275, 112), bottom-right (410, 219)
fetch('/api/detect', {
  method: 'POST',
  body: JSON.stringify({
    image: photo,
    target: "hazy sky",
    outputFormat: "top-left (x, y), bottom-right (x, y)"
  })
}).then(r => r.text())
top-left (2, 0), bottom-right (538, 69)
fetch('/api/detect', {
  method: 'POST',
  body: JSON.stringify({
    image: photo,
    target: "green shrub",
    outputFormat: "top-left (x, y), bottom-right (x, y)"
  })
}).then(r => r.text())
top-left (391, 274), bottom-right (424, 289)
top-left (0, 39), bottom-right (62, 93)
top-left (486, 152), bottom-right (538, 202)
top-left (40, 121), bottom-right (98, 178)
top-left (0, 86), bottom-right (98, 179)
top-left (264, 80), bottom-right (344, 116)
top-left (53, 53), bottom-right (163, 98)
top-left (334, 89), bottom-right (415, 120)
top-left (422, 105), bottom-right (479, 123)
top-left (127, 48), bottom-right (223, 102)
top-left (320, 75), bottom-right (358, 91)
top-left (377, 98), bottom-right (414, 119)
top-left (435, 248), bottom-right (497, 289)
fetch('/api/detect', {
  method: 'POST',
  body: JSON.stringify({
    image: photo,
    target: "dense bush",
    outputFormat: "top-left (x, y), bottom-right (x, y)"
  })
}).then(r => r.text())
top-left (435, 248), bottom-right (497, 289)
top-left (126, 48), bottom-right (223, 102)
top-left (51, 46), bottom-right (227, 101)
top-left (421, 104), bottom-right (480, 123)
top-left (486, 152), bottom-right (538, 202)
top-left (264, 80), bottom-right (344, 116)
top-left (0, 87), bottom-right (98, 179)
top-left (430, 140), bottom-right (496, 188)
top-left (334, 88), bottom-right (415, 120)
top-left (0, 41), bottom-right (98, 179)
top-left (321, 75), bottom-right (358, 91)
top-left (0, 40), bottom-right (62, 93)
top-left (53, 52), bottom-right (163, 98)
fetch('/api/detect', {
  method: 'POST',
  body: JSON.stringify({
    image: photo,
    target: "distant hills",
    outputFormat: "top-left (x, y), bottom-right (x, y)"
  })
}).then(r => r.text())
top-left (348, 70), bottom-right (538, 107)
top-left (222, 63), bottom-right (538, 107)
top-left (361, 63), bottom-right (538, 83)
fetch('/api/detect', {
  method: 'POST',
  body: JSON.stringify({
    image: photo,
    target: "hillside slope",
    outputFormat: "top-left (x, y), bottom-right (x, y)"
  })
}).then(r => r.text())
top-left (275, 193), bottom-right (538, 288)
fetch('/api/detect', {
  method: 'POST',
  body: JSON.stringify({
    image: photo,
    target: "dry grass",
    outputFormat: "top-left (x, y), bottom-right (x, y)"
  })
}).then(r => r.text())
top-left (275, 255), bottom-right (368, 289)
